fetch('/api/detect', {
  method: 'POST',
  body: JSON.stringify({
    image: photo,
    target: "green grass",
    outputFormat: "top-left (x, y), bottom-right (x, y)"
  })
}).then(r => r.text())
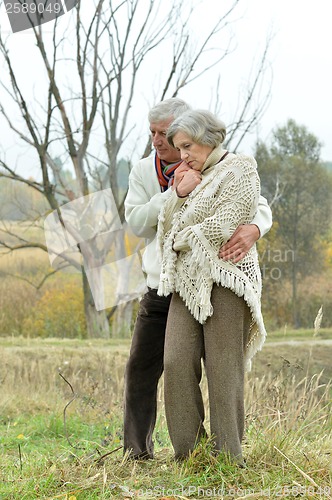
top-left (267, 327), bottom-right (332, 341)
top-left (1, 335), bottom-right (332, 499)
top-left (1, 412), bottom-right (124, 499)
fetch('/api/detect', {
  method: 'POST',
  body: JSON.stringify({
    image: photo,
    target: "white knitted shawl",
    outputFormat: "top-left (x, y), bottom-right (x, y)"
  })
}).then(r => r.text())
top-left (157, 145), bottom-right (266, 370)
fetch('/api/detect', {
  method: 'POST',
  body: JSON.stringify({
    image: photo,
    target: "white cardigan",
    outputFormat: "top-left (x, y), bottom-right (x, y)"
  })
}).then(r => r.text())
top-left (157, 146), bottom-right (266, 370)
top-left (125, 153), bottom-right (272, 290)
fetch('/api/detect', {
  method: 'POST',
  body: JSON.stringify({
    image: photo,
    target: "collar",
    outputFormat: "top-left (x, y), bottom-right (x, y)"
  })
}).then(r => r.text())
top-left (201, 145), bottom-right (229, 174)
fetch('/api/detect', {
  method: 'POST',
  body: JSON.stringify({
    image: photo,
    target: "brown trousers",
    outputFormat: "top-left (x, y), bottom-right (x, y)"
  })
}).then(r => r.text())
top-left (164, 285), bottom-right (251, 461)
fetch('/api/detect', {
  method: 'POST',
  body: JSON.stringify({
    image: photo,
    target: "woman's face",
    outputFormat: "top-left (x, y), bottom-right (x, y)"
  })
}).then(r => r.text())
top-left (173, 131), bottom-right (213, 171)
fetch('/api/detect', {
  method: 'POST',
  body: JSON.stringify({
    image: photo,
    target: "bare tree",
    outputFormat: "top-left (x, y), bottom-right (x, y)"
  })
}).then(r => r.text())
top-left (0, 0), bottom-right (271, 338)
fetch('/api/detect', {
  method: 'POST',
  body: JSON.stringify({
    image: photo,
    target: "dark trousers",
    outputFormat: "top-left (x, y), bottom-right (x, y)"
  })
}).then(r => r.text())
top-left (123, 288), bottom-right (172, 458)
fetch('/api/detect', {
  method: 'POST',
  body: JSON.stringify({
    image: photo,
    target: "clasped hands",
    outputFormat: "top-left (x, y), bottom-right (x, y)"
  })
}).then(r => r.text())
top-left (173, 162), bottom-right (202, 198)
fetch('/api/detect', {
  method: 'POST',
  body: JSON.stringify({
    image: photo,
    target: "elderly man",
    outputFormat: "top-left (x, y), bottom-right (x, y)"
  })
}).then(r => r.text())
top-left (124, 98), bottom-right (272, 459)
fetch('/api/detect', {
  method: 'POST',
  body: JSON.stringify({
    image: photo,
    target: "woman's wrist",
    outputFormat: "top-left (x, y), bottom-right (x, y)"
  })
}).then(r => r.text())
top-left (175, 186), bottom-right (188, 198)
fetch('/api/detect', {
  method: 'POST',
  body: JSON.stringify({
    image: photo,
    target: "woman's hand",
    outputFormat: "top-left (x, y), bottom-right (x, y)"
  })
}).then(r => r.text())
top-left (173, 162), bottom-right (190, 190)
top-left (176, 168), bottom-right (202, 197)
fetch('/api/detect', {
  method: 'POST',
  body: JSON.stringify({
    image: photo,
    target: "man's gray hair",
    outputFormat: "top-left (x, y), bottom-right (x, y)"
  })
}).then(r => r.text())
top-left (167, 109), bottom-right (226, 148)
top-left (148, 98), bottom-right (191, 124)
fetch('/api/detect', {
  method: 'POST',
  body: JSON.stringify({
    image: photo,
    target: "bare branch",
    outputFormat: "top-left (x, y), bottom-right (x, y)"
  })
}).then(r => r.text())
top-left (226, 36), bottom-right (273, 151)
top-left (0, 267), bottom-right (66, 290)
top-left (0, 164), bottom-right (44, 194)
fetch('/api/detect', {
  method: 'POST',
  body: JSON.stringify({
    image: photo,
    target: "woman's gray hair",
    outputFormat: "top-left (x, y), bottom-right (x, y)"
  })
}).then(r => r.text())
top-left (148, 98), bottom-right (191, 124)
top-left (167, 109), bottom-right (226, 148)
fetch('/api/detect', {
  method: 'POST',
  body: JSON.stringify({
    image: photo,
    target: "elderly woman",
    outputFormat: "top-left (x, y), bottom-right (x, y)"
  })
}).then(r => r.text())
top-left (157, 109), bottom-right (266, 463)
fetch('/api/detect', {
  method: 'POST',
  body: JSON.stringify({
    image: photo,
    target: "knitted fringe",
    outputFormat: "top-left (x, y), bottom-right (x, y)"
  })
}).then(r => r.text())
top-left (175, 280), bottom-right (213, 325)
top-left (157, 206), bottom-right (178, 297)
top-left (156, 203), bottom-right (166, 264)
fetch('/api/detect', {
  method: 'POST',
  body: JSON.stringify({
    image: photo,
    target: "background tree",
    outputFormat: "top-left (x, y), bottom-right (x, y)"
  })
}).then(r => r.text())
top-left (0, 0), bottom-right (271, 338)
top-left (256, 119), bottom-right (332, 327)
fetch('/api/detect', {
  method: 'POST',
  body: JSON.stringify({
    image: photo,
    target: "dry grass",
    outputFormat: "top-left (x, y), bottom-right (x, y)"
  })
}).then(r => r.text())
top-left (1, 337), bottom-right (331, 421)
top-left (0, 337), bottom-right (331, 499)
top-left (0, 247), bottom-right (49, 274)
top-left (0, 339), bottom-right (129, 417)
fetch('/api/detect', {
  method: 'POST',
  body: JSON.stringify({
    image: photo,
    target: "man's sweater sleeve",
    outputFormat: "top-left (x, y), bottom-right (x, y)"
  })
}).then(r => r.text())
top-left (124, 160), bottom-right (173, 238)
top-left (252, 195), bottom-right (273, 238)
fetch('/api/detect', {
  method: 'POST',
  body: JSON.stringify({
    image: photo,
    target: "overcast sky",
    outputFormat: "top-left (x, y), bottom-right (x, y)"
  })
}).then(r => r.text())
top-left (0, 0), bottom-right (331, 168)
top-left (231, 0), bottom-right (332, 161)
top-left (182, 0), bottom-right (332, 161)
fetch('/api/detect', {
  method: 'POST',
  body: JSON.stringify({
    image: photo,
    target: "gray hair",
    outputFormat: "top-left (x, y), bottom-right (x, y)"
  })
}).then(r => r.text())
top-left (148, 98), bottom-right (191, 124)
top-left (167, 109), bottom-right (226, 148)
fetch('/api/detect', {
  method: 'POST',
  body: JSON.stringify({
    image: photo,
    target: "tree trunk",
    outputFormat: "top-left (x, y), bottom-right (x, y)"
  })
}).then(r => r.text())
top-left (110, 230), bottom-right (139, 337)
top-left (291, 261), bottom-right (299, 329)
top-left (112, 301), bottom-right (134, 338)
top-left (82, 268), bottom-right (110, 338)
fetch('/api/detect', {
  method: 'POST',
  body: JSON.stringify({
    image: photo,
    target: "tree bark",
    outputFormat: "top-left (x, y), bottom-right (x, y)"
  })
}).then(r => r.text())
top-left (82, 268), bottom-right (110, 338)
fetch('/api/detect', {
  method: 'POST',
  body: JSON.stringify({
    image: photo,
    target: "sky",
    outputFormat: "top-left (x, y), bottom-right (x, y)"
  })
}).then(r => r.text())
top-left (184, 0), bottom-right (332, 161)
top-left (0, 0), bottom-right (332, 170)
top-left (234, 0), bottom-right (332, 161)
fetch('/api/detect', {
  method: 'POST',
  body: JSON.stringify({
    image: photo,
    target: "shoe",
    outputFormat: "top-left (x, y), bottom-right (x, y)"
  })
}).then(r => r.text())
top-left (125, 450), bottom-right (154, 461)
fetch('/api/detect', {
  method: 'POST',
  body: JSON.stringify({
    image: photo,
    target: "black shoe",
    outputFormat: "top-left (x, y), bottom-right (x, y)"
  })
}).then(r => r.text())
top-left (125, 450), bottom-right (154, 460)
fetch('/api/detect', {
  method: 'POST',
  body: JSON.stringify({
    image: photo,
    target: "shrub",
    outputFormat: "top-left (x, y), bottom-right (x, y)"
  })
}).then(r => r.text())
top-left (23, 281), bottom-right (87, 338)
top-left (261, 270), bottom-right (332, 329)
top-left (0, 279), bottom-right (38, 336)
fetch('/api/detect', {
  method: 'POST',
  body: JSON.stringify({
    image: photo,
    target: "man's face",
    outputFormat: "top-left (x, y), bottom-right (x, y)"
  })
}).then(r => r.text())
top-left (150, 118), bottom-right (181, 163)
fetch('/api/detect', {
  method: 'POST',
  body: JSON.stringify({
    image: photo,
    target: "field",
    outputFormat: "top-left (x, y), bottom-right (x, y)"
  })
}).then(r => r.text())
top-left (0, 235), bottom-right (332, 498)
top-left (0, 331), bottom-right (331, 500)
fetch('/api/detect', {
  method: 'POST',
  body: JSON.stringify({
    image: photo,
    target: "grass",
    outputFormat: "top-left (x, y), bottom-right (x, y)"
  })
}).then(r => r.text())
top-left (267, 326), bottom-right (332, 341)
top-left (1, 229), bottom-right (331, 497)
top-left (0, 334), bottom-right (331, 499)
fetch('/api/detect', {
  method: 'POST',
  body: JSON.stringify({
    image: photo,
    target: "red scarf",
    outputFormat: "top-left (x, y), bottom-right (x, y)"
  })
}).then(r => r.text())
top-left (155, 154), bottom-right (182, 192)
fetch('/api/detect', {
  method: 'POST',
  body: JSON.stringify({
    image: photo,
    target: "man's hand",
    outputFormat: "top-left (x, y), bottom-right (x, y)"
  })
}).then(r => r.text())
top-left (219, 224), bottom-right (260, 263)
